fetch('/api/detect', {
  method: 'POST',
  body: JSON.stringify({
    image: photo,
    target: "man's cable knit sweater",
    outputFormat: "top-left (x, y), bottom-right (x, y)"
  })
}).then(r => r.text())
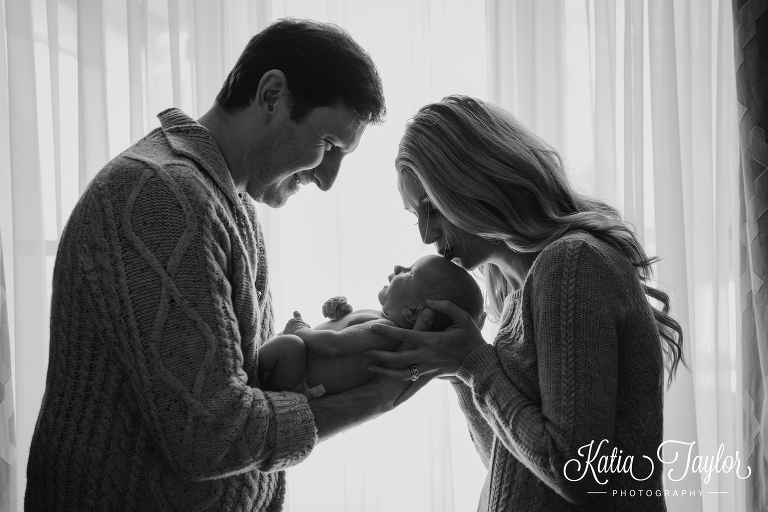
top-left (453, 231), bottom-right (667, 511)
top-left (25, 109), bottom-right (317, 511)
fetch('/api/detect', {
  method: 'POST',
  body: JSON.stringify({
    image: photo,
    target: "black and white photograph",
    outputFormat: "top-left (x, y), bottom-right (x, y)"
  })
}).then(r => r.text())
top-left (0, 1), bottom-right (766, 511)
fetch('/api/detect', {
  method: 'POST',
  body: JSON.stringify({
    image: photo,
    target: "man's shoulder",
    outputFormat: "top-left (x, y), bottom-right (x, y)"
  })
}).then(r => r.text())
top-left (94, 134), bottom-right (217, 202)
top-left (111, 129), bottom-right (202, 177)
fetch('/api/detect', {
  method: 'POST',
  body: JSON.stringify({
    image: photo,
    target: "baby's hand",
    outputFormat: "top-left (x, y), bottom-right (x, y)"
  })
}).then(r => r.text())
top-left (322, 296), bottom-right (354, 320)
top-left (284, 311), bottom-right (310, 335)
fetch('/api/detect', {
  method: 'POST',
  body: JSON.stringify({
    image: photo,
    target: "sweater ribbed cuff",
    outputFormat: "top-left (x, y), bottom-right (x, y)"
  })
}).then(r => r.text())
top-left (261, 391), bottom-right (317, 472)
top-left (456, 344), bottom-right (500, 387)
top-left (450, 380), bottom-right (476, 413)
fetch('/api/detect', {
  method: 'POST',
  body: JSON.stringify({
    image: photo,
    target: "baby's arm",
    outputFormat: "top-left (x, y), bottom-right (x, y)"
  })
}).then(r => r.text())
top-left (293, 319), bottom-right (401, 358)
top-left (314, 309), bottom-right (382, 331)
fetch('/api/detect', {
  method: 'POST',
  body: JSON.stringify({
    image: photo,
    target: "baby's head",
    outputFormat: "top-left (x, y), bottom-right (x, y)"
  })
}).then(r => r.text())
top-left (378, 255), bottom-right (484, 331)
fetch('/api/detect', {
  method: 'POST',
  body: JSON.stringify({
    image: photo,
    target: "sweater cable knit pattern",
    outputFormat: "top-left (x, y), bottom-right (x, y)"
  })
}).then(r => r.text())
top-left (25, 109), bottom-right (317, 511)
top-left (453, 231), bottom-right (666, 511)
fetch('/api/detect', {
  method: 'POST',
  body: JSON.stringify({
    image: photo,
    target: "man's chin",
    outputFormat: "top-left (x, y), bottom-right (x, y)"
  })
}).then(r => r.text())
top-left (259, 197), bottom-right (285, 209)
top-left (261, 188), bottom-right (297, 208)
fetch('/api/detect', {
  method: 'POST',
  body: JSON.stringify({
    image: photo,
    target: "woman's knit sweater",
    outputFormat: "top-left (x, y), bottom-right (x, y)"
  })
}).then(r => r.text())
top-left (453, 231), bottom-right (667, 511)
top-left (25, 109), bottom-right (317, 511)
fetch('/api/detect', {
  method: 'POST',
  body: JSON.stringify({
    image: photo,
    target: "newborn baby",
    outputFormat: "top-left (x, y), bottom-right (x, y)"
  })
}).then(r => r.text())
top-left (257, 255), bottom-right (484, 398)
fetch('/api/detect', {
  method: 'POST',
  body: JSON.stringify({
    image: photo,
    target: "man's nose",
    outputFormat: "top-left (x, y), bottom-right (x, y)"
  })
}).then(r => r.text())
top-left (393, 265), bottom-right (407, 275)
top-left (314, 151), bottom-right (343, 191)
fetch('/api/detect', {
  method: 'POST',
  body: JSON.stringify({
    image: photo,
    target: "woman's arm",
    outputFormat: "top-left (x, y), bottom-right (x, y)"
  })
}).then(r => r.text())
top-left (455, 239), bottom-right (624, 503)
top-left (451, 380), bottom-right (495, 468)
top-left (366, 238), bottom-right (628, 504)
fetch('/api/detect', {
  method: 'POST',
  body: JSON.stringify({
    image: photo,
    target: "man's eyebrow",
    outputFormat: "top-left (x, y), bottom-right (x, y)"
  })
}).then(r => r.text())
top-left (328, 133), bottom-right (348, 145)
top-left (327, 134), bottom-right (356, 153)
top-left (334, 121), bottom-right (365, 149)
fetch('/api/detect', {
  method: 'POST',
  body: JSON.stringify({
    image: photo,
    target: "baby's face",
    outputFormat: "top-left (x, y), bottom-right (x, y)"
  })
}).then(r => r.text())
top-left (377, 255), bottom-right (451, 327)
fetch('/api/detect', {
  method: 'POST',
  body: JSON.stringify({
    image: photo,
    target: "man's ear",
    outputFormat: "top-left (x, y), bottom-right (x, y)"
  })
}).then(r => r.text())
top-left (254, 69), bottom-right (289, 117)
top-left (401, 305), bottom-right (424, 324)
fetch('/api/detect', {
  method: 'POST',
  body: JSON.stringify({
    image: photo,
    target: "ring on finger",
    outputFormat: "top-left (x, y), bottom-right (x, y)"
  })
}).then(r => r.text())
top-left (410, 365), bottom-right (420, 382)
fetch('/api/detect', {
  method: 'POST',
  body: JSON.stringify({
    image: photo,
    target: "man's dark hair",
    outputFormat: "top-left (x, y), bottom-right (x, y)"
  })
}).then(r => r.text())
top-left (216, 18), bottom-right (386, 124)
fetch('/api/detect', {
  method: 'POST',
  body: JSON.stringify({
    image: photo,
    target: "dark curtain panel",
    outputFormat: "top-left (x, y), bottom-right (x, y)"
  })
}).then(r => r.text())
top-left (0, 229), bottom-right (15, 512)
top-left (733, 0), bottom-right (768, 510)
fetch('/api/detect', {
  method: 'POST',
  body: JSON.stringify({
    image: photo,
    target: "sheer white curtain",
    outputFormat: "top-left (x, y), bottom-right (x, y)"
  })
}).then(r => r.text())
top-left (485, 1), bottom-right (742, 511)
top-left (0, 1), bottom-right (743, 511)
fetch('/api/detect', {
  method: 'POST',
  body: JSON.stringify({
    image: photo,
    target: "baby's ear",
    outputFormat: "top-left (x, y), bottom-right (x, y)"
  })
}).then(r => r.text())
top-left (401, 306), bottom-right (424, 324)
top-left (477, 311), bottom-right (487, 329)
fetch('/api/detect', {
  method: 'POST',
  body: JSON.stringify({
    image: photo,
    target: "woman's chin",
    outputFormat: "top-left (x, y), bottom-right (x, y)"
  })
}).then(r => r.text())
top-left (452, 256), bottom-right (476, 271)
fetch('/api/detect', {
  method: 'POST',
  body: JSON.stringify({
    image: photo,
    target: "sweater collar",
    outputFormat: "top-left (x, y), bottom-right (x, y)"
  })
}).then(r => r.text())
top-left (158, 108), bottom-right (241, 207)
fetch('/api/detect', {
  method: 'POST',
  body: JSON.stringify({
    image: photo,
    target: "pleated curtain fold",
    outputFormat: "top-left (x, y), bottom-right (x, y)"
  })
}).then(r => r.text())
top-left (732, 1), bottom-right (768, 510)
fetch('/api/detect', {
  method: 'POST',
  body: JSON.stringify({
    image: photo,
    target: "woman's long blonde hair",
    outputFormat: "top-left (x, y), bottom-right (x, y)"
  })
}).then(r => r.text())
top-left (396, 95), bottom-right (684, 384)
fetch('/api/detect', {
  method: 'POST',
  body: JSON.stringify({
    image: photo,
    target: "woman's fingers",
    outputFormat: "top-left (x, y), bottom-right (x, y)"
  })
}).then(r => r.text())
top-left (369, 323), bottom-right (428, 345)
top-left (393, 375), bottom-right (433, 407)
top-left (411, 307), bottom-right (435, 332)
top-left (425, 299), bottom-right (471, 323)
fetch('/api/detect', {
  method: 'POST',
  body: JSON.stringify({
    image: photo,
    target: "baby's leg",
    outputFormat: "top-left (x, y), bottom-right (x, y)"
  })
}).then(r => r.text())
top-left (258, 335), bottom-right (308, 392)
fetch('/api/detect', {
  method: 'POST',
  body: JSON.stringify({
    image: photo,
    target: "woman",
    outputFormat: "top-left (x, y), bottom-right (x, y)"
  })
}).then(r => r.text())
top-left (367, 96), bottom-right (684, 511)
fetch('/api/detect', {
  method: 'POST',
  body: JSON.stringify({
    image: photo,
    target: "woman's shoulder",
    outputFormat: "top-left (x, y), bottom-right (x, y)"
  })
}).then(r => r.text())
top-left (527, 230), bottom-right (640, 298)
top-left (523, 231), bottom-right (647, 328)
top-left (534, 230), bottom-right (633, 274)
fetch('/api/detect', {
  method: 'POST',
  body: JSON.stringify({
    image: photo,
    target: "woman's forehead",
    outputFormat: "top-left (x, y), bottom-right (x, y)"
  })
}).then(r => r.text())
top-left (397, 172), bottom-right (426, 209)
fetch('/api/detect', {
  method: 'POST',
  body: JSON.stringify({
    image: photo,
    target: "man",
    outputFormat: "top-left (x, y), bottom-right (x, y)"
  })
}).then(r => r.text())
top-left (25, 19), bottom-right (430, 511)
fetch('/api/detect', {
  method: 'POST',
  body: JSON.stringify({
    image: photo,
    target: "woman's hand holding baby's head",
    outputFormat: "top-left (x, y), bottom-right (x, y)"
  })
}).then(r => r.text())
top-left (365, 299), bottom-right (487, 381)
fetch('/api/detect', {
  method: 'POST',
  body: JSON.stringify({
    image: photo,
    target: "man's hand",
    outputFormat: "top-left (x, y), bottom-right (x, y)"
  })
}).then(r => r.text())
top-left (309, 308), bottom-right (436, 442)
top-left (322, 296), bottom-right (353, 320)
top-left (283, 311), bottom-right (310, 335)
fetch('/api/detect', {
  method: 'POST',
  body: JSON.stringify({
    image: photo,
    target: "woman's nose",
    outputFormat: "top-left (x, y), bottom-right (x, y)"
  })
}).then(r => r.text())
top-left (418, 215), bottom-right (441, 244)
top-left (393, 265), bottom-right (407, 275)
